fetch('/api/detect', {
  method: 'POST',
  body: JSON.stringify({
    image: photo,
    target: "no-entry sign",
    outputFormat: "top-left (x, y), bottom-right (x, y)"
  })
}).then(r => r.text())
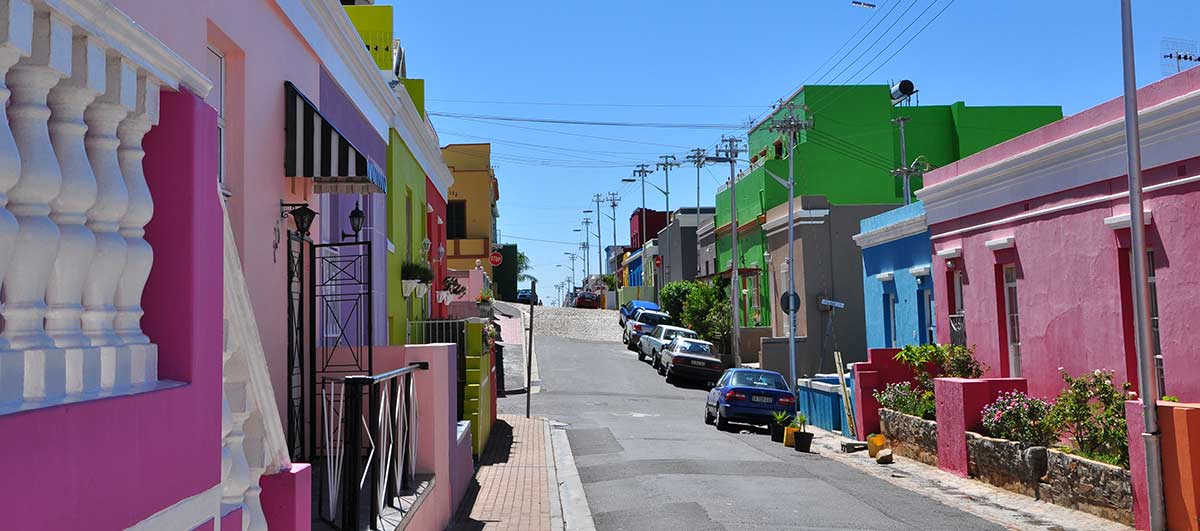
top-left (489, 251), bottom-right (503, 267)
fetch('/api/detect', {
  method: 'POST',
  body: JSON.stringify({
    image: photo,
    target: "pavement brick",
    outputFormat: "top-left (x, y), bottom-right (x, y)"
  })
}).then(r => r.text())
top-left (449, 415), bottom-right (553, 531)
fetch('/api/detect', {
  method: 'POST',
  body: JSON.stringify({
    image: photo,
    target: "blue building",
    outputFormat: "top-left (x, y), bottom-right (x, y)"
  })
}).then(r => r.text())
top-left (854, 202), bottom-right (935, 349)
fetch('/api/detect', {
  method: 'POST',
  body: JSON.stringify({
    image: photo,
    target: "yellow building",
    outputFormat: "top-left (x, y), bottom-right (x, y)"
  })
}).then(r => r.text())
top-left (441, 143), bottom-right (499, 274)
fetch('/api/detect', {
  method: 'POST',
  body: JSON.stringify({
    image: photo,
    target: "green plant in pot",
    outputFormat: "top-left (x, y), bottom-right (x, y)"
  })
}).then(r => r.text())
top-left (792, 412), bottom-right (813, 453)
top-left (400, 261), bottom-right (434, 297)
top-left (770, 410), bottom-right (792, 444)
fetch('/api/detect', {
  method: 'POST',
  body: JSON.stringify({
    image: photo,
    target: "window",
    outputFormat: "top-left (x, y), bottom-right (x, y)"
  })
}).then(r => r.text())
top-left (920, 288), bottom-right (936, 344)
top-left (206, 46), bottom-right (226, 186)
top-left (447, 200), bottom-right (467, 239)
top-left (1148, 251), bottom-right (1164, 394)
top-left (405, 191), bottom-right (413, 259)
top-left (886, 292), bottom-right (898, 347)
top-left (1003, 265), bottom-right (1021, 377)
top-left (731, 371), bottom-right (788, 390)
top-left (952, 270), bottom-right (965, 315)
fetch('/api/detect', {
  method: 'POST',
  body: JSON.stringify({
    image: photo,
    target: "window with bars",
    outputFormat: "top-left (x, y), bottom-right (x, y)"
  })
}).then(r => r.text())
top-left (1003, 265), bottom-right (1021, 377)
top-left (447, 200), bottom-right (467, 240)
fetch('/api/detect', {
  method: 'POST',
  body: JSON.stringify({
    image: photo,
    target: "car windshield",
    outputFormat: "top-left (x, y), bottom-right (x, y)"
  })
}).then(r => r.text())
top-left (679, 342), bottom-right (711, 354)
top-left (640, 313), bottom-right (670, 326)
top-left (730, 372), bottom-right (788, 390)
top-left (663, 329), bottom-right (695, 341)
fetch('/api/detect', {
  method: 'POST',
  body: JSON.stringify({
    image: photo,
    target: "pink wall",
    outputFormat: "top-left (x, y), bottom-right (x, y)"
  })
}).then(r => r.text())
top-left (0, 89), bottom-right (223, 529)
top-left (403, 343), bottom-right (472, 531)
top-left (934, 377), bottom-right (1027, 477)
top-left (111, 0), bottom-right (337, 435)
top-left (931, 159), bottom-right (1200, 401)
top-left (850, 348), bottom-right (904, 440)
top-left (261, 464), bottom-right (312, 531)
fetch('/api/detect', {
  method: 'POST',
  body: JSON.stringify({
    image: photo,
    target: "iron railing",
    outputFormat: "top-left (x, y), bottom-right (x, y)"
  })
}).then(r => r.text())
top-left (318, 362), bottom-right (427, 531)
top-left (949, 313), bottom-right (967, 346)
top-left (408, 319), bottom-right (469, 421)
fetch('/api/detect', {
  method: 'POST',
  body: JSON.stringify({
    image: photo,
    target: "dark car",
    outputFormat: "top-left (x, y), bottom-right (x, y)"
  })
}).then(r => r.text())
top-left (704, 369), bottom-right (796, 430)
top-left (574, 291), bottom-right (602, 309)
top-left (619, 300), bottom-right (660, 327)
top-left (657, 338), bottom-right (723, 385)
top-left (516, 289), bottom-right (538, 305)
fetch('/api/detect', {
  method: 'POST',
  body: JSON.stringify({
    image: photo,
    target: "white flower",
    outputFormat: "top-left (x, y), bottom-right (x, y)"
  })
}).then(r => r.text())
top-left (1094, 369), bottom-right (1102, 376)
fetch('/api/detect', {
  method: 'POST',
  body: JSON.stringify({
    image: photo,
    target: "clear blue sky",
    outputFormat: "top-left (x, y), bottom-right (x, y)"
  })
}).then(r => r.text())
top-left (382, 0), bottom-right (1200, 299)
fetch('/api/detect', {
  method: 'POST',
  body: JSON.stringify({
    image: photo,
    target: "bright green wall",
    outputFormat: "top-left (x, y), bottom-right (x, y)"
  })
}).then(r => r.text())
top-left (386, 129), bottom-right (429, 345)
top-left (950, 102), bottom-right (1063, 158)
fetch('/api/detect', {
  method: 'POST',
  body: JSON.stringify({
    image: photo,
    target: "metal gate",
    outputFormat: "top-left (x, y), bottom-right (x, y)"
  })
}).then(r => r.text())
top-left (286, 231), bottom-right (306, 459)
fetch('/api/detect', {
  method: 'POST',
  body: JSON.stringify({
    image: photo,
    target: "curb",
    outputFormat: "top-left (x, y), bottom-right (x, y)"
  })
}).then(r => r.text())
top-left (549, 421), bottom-right (596, 531)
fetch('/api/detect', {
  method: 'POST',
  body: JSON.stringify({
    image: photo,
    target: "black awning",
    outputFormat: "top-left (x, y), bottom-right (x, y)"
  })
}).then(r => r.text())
top-left (284, 81), bottom-right (386, 194)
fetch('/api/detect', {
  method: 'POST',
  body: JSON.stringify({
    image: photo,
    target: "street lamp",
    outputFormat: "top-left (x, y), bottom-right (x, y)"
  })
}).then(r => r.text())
top-left (342, 200), bottom-right (365, 241)
top-left (281, 202), bottom-right (318, 237)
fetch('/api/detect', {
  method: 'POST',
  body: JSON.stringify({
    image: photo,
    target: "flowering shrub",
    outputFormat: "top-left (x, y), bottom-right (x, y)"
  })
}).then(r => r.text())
top-left (981, 390), bottom-right (1054, 446)
top-left (874, 382), bottom-right (936, 420)
top-left (1045, 369), bottom-right (1130, 467)
top-left (888, 344), bottom-right (984, 420)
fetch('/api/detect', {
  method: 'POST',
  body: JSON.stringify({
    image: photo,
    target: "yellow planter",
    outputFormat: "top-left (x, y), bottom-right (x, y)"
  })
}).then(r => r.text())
top-left (867, 434), bottom-right (887, 458)
top-left (784, 426), bottom-right (800, 448)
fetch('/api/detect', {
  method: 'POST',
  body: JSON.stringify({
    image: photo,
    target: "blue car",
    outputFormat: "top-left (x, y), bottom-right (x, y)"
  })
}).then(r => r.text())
top-left (618, 299), bottom-right (660, 328)
top-left (704, 368), bottom-right (796, 430)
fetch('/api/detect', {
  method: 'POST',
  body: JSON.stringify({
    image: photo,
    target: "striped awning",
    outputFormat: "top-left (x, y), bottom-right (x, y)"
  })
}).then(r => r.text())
top-left (284, 82), bottom-right (386, 194)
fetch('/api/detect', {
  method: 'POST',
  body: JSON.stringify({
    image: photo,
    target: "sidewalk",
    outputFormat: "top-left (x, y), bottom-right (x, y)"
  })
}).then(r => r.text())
top-left (449, 415), bottom-right (555, 531)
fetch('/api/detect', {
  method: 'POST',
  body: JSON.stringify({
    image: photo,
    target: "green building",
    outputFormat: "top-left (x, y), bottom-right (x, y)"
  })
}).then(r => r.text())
top-left (714, 84), bottom-right (1062, 329)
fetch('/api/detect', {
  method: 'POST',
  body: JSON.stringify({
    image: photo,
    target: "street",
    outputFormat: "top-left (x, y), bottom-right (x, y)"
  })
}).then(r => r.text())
top-left (498, 306), bottom-right (1004, 531)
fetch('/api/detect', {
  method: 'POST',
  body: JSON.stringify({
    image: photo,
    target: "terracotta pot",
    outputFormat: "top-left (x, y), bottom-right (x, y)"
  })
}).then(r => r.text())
top-left (867, 434), bottom-right (888, 458)
top-left (784, 426), bottom-right (800, 447)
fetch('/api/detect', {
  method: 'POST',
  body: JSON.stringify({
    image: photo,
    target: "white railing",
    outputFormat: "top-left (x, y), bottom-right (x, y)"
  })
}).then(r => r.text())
top-left (0, 0), bottom-right (208, 412)
top-left (221, 196), bottom-right (291, 530)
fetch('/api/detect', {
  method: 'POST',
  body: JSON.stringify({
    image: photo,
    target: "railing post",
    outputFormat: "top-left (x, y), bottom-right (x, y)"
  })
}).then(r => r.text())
top-left (342, 377), bottom-right (364, 531)
top-left (367, 375), bottom-right (380, 529)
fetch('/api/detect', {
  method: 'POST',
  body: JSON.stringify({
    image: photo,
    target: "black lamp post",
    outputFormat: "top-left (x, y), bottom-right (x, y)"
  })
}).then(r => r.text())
top-left (282, 202), bottom-right (318, 238)
top-left (342, 201), bottom-right (365, 241)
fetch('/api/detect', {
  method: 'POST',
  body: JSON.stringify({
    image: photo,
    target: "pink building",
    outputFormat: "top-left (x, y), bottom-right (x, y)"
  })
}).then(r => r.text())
top-left (920, 66), bottom-right (1200, 402)
top-left (0, 0), bottom-right (469, 529)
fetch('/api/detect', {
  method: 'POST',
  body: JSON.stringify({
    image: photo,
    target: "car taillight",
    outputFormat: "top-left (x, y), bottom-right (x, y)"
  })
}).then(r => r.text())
top-left (725, 390), bottom-right (746, 402)
top-left (779, 396), bottom-right (796, 407)
top-left (672, 355), bottom-right (687, 364)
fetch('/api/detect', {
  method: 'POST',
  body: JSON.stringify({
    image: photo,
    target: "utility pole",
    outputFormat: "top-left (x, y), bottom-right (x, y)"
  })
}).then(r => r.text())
top-left (657, 155), bottom-right (679, 215)
top-left (592, 194), bottom-right (604, 275)
top-left (1122, 2), bottom-right (1165, 529)
top-left (578, 235), bottom-right (590, 280)
top-left (891, 116), bottom-right (915, 205)
top-left (562, 252), bottom-right (578, 289)
top-left (707, 136), bottom-right (743, 366)
top-left (768, 103), bottom-right (813, 395)
top-left (686, 148), bottom-right (706, 276)
top-left (607, 192), bottom-right (620, 251)
top-left (633, 164), bottom-right (653, 250)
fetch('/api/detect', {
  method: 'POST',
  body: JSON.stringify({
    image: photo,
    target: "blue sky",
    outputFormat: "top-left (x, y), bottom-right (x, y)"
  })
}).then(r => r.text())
top-left (382, 0), bottom-right (1200, 299)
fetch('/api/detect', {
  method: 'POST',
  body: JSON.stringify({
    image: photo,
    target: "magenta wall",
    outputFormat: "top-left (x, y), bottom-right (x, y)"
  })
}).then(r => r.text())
top-left (0, 90), bottom-right (222, 529)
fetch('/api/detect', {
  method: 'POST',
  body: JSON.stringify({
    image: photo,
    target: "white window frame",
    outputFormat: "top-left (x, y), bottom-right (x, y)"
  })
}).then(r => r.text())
top-left (1003, 265), bottom-right (1021, 377)
top-left (920, 287), bottom-right (935, 345)
top-left (887, 292), bottom-right (898, 348)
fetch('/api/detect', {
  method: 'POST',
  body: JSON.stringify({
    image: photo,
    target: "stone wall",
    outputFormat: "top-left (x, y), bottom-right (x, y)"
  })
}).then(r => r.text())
top-left (1040, 449), bottom-right (1133, 526)
top-left (879, 408), bottom-right (938, 467)
top-left (965, 432), bottom-right (1046, 498)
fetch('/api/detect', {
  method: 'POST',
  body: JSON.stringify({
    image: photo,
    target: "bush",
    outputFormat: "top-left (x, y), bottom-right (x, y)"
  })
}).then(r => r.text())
top-left (658, 281), bottom-right (696, 321)
top-left (874, 382), bottom-right (936, 420)
top-left (401, 261), bottom-right (434, 283)
top-left (981, 390), bottom-right (1055, 446)
top-left (600, 274), bottom-right (618, 291)
top-left (681, 281), bottom-right (729, 351)
top-left (889, 344), bottom-right (984, 420)
top-left (1046, 369), bottom-right (1130, 467)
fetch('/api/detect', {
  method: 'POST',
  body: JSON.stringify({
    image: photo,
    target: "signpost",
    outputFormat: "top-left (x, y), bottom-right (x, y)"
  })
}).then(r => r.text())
top-left (489, 251), bottom-right (503, 267)
top-left (779, 291), bottom-right (801, 314)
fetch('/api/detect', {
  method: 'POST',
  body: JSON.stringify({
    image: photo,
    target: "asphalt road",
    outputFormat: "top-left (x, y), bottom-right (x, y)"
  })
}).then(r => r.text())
top-left (497, 309), bottom-right (1004, 531)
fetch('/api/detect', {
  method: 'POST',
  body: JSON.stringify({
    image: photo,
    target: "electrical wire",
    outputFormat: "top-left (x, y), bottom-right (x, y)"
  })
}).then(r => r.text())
top-left (835, 0), bottom-right (941, 85)
top-left (428, 98), bottom-right (763, 110)
top-left (819, 0), bottom-right (926, 87)
top-left (498, 234), bottom-right (580, 245)
top-left (430, 111), bottom-right (746, 130)
top-left (441, 115), bottom-right (694, 149)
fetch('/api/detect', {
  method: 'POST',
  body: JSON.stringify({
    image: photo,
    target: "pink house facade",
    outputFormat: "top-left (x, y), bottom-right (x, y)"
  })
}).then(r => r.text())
top-left (919, 66), bottom-right (1200, 402)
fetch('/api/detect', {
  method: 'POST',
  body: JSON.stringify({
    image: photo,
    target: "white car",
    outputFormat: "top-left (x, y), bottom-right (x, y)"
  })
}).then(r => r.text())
top-left (623, 309), bottom-right (671, 352)
top-left (638, 325), bottom-right (697, 363)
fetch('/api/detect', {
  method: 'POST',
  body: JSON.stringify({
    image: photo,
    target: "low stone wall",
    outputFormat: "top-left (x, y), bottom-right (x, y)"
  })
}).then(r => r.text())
top-left (1040, 449), bottom-right (1133, 526)
top-left (965, 432), bottom-right (1046, 498)
top-left (879, 408), bottom-right (938, 467)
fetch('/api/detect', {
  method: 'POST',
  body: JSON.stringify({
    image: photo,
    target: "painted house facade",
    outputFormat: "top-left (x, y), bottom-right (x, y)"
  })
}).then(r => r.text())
top-left (920, 66), bottom-right (1200, 403)
top-left (854, 201), bottom-right (935, 350)
top-left (441, 142), bottom-right (499, 275)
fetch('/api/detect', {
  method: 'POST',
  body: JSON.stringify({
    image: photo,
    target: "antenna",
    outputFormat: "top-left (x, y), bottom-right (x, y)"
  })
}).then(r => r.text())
top-left (1162, 37), bottom-right (1200, 76)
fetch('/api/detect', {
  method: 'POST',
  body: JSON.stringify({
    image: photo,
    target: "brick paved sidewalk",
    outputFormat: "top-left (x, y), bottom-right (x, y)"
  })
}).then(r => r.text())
top-left (449, 415), bottom-right (553, 531)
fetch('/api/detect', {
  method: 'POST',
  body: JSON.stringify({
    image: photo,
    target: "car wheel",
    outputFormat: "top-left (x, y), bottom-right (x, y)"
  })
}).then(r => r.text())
top-left (704, 406), bottom-right (715, 425)
top-left (715, 407), bottom-right (729, 431)
top-left (636, 347), bottom-right (644, 361)
top-left (622, 330), bottom-right (628, 343)
top-left (657, 363), bottom-right (665, 376)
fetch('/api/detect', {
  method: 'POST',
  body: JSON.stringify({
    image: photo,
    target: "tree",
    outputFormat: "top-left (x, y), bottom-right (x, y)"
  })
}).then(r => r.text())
top-left (516, 251), bottom-right (537, 283)
top-left (658, 281), bottom-right (696, 320)
top-left (681, 281), bottom-right (730, 354)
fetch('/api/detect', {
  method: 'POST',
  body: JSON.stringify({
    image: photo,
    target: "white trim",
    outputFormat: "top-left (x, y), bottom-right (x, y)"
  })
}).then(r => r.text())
top-left (762, 208), bottom-right (829, 234)
top-left (933, 173), bottom-right (1200, 240)
top-left (918, 86), bottom-right (1200, 225)
top-left (936, 247), bottom-right (962, 259)
top-left (123, 484), bottom-right (221, 531)
top-left (985, 236), bottom-right (1015, 251)
top-left (874, 271), bottom-right (895, 282)
top-left (908, 265), bottom-right (932, 277)
top-left (1104, 211), bottom-right (1153, 230)
top-left (47, 0), bottom-right (211, 96)
top-left (853, 213), bottom-right (928, 248)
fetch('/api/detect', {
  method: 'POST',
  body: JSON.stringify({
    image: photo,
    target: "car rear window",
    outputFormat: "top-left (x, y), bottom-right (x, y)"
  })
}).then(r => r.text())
top-left (731, 372), bottom-right (788, 390)
top-left (663, 329), bottom-right (695, 341)
top-left (641, 313), bottom-right (671, 326)
top-left (680, 342), bottom-right (711, 354)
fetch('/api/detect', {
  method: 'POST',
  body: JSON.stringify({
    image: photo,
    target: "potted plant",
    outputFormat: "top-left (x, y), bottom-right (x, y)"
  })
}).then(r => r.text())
top-left (770, 411), bottom-right (792, 443)
top-left (476, 288), bottom-right (494, 313)
top-left (793, 413), bottom-right (813, 453)
top-left (401, 261), bottom-right (434, 297)
top-left (783, 418), bottom-right (801, 448)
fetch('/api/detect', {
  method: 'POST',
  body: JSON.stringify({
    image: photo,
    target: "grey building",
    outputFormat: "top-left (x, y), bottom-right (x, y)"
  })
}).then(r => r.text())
top-left (696, 218), bottom-right (717, 279)
top-left (655, 207), bottom-right (715, 284)
top-left (758, 196), bottom-right (893, 379)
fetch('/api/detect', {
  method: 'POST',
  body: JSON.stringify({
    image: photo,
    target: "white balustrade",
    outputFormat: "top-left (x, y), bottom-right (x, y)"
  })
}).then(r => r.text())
top-left (47, 31), bottom-right (103, 393)
top-left (114, 72), bottom-right (156, 349)
top-left (3, 8), bottom-right (70, 401)
top-left (0, 0), bottom-right (32, 404)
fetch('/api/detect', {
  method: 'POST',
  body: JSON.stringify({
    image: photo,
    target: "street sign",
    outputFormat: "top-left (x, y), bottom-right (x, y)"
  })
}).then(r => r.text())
top-left (654, 255), bottom-right (662, 268)
top-left (820, 298), bottom-right (845, 309)
top-left (489, 251), bottom-right (503, 267)
top-left (780, 291), bottom-right (801, 314)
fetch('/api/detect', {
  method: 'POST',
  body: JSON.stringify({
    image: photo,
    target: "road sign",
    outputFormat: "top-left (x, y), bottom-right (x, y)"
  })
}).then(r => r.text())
top-left (489, 251), bottom-right (503, 267)
top-left (780, 291), bottom-right (801, 314)
top-left (820, 298), bottom-right (845, 309)
top-left (654, 255), bottom-right (662, 268)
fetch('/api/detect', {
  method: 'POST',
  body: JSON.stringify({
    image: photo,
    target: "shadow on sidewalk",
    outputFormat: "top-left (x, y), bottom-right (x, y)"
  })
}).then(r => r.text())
top-left (477, 419), bottom-right (515, 466)
top-left (447, 478), bottom-right (489, 531)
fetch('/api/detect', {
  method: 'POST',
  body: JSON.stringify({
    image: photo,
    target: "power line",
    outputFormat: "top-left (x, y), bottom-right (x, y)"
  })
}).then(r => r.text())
top-left (444, 115), bottom-right (694, 149)
top-left (430, 111), bottom-right (746, 130)
top-left (499, 234), bottom-right (580, 245)
top-left (428, 97), bottom-right (763, 110)
top-left (821, 0), bottom-right (927, 86)
top-left (835, 0), bottom-right (941, 85)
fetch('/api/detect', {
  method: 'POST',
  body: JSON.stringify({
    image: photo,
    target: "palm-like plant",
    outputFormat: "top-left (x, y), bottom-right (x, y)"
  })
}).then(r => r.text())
top-left (516, 251), bottom-right (537, 283)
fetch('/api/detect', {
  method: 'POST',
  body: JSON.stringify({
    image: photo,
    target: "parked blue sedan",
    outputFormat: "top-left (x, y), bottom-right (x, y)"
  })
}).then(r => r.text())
top-left (704, 369), bottom-right (796, 430)
top-left (618, 299), bottom-right (660, 328)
